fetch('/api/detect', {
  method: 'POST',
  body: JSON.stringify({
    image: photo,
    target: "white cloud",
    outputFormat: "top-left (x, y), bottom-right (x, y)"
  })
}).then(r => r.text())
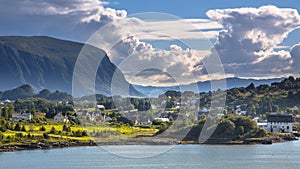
top-left (206, 5), bottom-right (300, 78)
top-left (135, 19), bottom-right (222, 40)
top-left (110, 36), bottom-right (212, 86)
top-left (0, 0), bottom-right (128, 41)
top-left (290, 43), bottom-right (300, 72)
top-left (1, 0), bottom-right (126, 23)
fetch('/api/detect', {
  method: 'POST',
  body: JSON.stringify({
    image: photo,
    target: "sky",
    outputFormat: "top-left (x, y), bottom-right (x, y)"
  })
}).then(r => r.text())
top-left (1, 0), bottom-right (300, 86)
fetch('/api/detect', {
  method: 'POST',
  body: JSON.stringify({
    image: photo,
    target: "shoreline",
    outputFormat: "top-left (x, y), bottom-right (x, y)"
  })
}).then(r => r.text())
top-left (0, 136), bottom-right (298, 153)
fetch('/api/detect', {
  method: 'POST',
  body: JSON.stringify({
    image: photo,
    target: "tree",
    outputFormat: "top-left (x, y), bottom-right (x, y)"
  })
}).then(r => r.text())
top-left (1, 106), bottom-right (9, 119)
top-left (82, 130), bottom-right (88, 137)
top-left (63, 124), bottom-right (71, 132)
top-left (247, 104), bottom-right (256, 115)
top-left (272, 105), bottom-right (280, 112)
top-left (30, 108), bottom-right (36, 117)
top-left (14, 123), bottom-right (21, 131)
top-left (40, 125), bottom-right (46, 131)
top-left (0, 124), bottom-right (7, 132)
top-left (49, 126), bottom-right (57, 134)
top-left (21, 125), bottom-right (26, 132)
top-left (43, 133), bottom-right (50, 139)
top-left (8, 104), bottom-right (14, 118)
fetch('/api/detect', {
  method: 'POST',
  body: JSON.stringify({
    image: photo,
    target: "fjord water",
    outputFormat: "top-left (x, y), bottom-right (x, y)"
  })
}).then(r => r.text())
top-left (1, 141), bottom-right (300, 169)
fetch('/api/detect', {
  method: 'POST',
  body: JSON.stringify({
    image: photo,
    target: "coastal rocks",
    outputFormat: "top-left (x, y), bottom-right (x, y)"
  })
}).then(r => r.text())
top-left (0, 141), bottom-right (97, 152)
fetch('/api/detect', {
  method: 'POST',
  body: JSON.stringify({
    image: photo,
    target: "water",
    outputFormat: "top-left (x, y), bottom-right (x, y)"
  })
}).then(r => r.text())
top-left (1, 141), bottom-right (300, 169)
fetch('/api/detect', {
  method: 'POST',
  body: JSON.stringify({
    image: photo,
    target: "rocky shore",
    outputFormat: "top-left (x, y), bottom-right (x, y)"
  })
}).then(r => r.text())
top-left (0, 141), bottom-right (97, 152)
top-left (0, 135), bottom-right (298, 153)
top-left (0, 137), bottom-right (180, 152)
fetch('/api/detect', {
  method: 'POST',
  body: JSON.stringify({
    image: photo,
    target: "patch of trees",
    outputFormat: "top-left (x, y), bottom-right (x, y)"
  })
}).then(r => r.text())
top-left (166, 76), bottom-right (300, 116)
top-left (184, 114), bottom-right (268, 142)
top-left (13, 98), bottom-right (73, 118)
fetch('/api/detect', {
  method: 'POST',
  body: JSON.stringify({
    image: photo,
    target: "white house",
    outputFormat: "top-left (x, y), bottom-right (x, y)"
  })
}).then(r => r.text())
top-left (54, 113), bottom-right (69, 123)
top-left (290, 106), bottom-right (299, 112)
top-left (11, 112), bottom-right (33, 121)
top-left (235, 107), bottom-right (246, 116)
top-left (155, 118), bottom-right (170, 122)
top-left (257, 122), bottom-right (268, 131)
top-left (96, 105), bottom-right (105, 111)
top-left (267, 114), bottom-right (293, 133)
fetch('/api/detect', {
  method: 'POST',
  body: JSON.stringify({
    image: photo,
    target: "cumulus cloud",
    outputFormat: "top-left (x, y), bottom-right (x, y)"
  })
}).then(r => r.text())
top-left (205, 5), bottom-right (300, 78)
top-left (110, 36), bottom-right (211, 86)
top-left (290, 43), bottom-right (300, 72)
top-left (1, 0), bottom-right (127, 23)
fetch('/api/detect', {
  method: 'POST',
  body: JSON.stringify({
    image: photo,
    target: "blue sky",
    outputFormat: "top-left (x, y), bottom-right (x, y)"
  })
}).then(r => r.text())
top-left (106, 0), bottom-right (300, 47)
top-left (0, 0), bottom-right (300, 86)
top-left (107, 0), bottom-right (300, 18)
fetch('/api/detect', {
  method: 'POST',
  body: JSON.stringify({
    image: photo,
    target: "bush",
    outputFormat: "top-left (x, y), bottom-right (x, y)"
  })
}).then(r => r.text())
top-left (0, 125), bottom-right (7, 132)
top-left (72, 130), bottom-right (82, 137)
top-left (49, 126), bottom-right (57, 134)
top-left (43, 133), bottom-right (50, 139)
top-left (14, 123), bottom-right (21, 131)
top-left (21, 125), bottom-right (27, 132)
top-left (63, 124), bottom-right (71, 132)
top-left (40, 126), bottom-right (46, 131)
top-left (15, 133), bottom-right (23, 138)
top-left (82, 130), bottom-right (88, 137)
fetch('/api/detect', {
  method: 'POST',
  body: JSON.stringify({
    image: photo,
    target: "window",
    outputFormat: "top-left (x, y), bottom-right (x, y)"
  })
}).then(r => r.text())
top-left (287, 126), bottom-right (289, 130)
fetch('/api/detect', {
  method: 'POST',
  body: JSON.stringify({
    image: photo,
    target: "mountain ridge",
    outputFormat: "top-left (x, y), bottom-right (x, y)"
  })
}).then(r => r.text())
top-left (133, 77), bottom-right (285, 96)
top-left (0, 36), bottom-right (141, 96)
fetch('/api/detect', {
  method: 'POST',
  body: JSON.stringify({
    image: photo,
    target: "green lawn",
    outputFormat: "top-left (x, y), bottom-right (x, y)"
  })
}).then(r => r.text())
top-left (1, 122), bottom-right (159, 144)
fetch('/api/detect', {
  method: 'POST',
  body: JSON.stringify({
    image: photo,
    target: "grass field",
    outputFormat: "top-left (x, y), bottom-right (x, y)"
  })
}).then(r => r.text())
top-left (1, 122), bottom-right (159, 145)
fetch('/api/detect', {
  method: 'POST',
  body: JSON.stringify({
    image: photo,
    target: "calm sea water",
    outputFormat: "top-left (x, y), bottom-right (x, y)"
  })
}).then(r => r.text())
top-left (1, 141), bottom-right (300, 169)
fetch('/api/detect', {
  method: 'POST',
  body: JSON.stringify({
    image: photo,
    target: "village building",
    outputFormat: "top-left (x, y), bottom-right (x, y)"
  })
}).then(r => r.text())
top-left (235, 107), bottom-right (246, 116)
top-left (154, 117), bottom-right (170, 122)
top-left (267, 114), bottom-right (293, 133)
top-left (96, 105), bottom-right (105, 111)
top-left (1, 99), bottom-right (12, 106)
top-left (54, 113), bottom-right (69, 123)
top-left (11, 112), bottom-right (33, 121)
top-left (289, 106), bottom-right (299, 112)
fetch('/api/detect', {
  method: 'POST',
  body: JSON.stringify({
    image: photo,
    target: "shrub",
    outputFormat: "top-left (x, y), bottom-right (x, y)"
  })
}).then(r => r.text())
top-left (49, 126), bottom-right (57, 134)
top-left (0, 125), bottom-right (7, 132)
top-left (82, 130), bottom-right (88, 137)
top-left (40, 126), bottom-right (46, 131)
top-left (15, 133), bottom-right (23, 138)
top-left (14, 123), bottom-right (21, 131)
top-left (43, 133), bottom-right (50, 139)
top-left (21, 125), bottom-right (27, 132)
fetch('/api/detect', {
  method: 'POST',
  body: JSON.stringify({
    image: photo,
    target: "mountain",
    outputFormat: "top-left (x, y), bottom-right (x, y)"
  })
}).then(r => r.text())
top-left (0, 36), bottom-right (141, 97)
top-left (0, 84), bottom-right (34, 100)
top-left (0, 84), bottom-right (72, 101)
top-left (134, 77), bottom-right (285, 96)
